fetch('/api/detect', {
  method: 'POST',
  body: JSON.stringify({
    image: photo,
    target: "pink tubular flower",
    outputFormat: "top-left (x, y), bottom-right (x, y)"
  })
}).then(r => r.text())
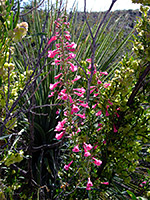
top-left (73, 88), bottom-right (86, 93)
top-left (61, 93), bottom-right (68, 100)
top-left (105, 110), bottom-right (110, 117)
top-left (48, 92), bottom-right (54, 98)
top-left (79, 103), bottom-right (89, 108)
top-left (74, 92), bottom-right (84, 97)
top-left (71, 76), bottom-right (81, 83)
top-left (67, 53), bottom-right (76, 59)
top-left (100, 71), bottom-right (108, 76)
top-left (72, 145), bottom-right (79, 152)
top-left (96, 110), bottom-right (102, 116)
top-left (86, 58), bottom-right (91, 62)
top-left (87, 177), bottom-right (93, 187)
top-left (92, 157), bottom-right (102, 166)
top-left (84, 151), bottom-right (91, 157)
top-left (113, 124), bottom-right (118, 133)
top-left (92, 103), bottom-right (98, 109)
top-left (86, 186), bottom-right (91, 190)
top-left (104, 83), bottom-right (111, 88)
top-left (64, 34), bottom-right (71, 41)
top-left (64, 160), bottom-right (73, 171)
top-left (103, 140), bottom-right (106, 144)
top-left (54, 73), bottom-right (62, 79)
top-left (49, 81), bottom-right (60, 90)
top-left (48, 49), bottom-right (59, 58)
top-left (76, 113), bottom-right (86, 119)
top-left (55, 132), bottom-right (64, 140)
top-left (94, 93), bottom-right (99, 97)
top-left (84, 142), bottom-right (93, 150)
top-left (71, 104), bottom-right (80, 113)
top-left (55, 118), bottom-right (67, 132)
top-left (108, 100), bottom-right (113, 106)
top-left (101, 182), bottom-right (109, 185)
top-left (115, 112), bottom-right (120, 118)
top-left (68, 62), bottom-right (78, 72)
top-left (97, 80), bottom-right (102, 84)
top-left (48, 36), bottom-right (57, 45)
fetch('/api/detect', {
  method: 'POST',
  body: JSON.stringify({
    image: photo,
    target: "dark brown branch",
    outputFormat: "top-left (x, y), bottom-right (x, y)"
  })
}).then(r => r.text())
top-left (127, 64), bottom-right (150, 106)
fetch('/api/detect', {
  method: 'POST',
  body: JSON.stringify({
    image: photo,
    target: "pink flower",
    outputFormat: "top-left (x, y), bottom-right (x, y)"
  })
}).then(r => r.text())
top-left (55, 132), bottom-right (64, 140)
top-left (54, 73), bottom-right (62, 79)
top-left (108, 100), bottom-right (113, 106)
top-left (92, 157), bottom-right (102, 166)
top-left (113, 124), bottom-right (118, 133)
top-left (73, 88), bottom-right (86, 93)
top-left (71, 104), bottom-right (80, 113)
top-left (117, 107), bottom-right (120, 111)
top-left (55, 119), bottom-right (67, 132)
top-left (76, 113), bottom-right (86, 119)
top-left (101, 182), bottom-right (109, 185)
top-left (48, 36), bottom-right (57, 45)
top-left (100, 71), bottom-right (108, 76)
top-left (103, 140), bottom-right (106, 144)
top-left (86, 58), bottom-right (91, 62)
top-left (64, 160), bottom-right (73, 171)
top-left (87, 177), bottom-right (93, 187)
top-left (72, 145), bottom-right (79, 152)
top-left (66, 42), bottom-right (77, 49)
top-left (64, 34), bottom-right (71, 41)
top-left (115, 112), bottom-right (120, 118)
top-left (74, 92), bottom-right (84, 97)
top-left (86, 186), bottom-right (91, 190)
top-left (67, 53), bottom-right (76, 59)
top-left (96, 110), bottom-right (102, 116)
top-left (97, 127), bottom-right (102, 131)
top-left (71, 75), bottom-right (81, 83)
top-left (69, 95), bottom-right (74, 103)
top-left (105, 110), bottom-right (110, 117)
top-left (90, 88), bottom-right (96, 94)
top-left (79, 103), bottom-right (89, 108)
top-left (48, 49), bottom-right (59, 58)
top-left (92, 103), bottom-right (98, 109)
top-left (61, 93), bottom-right (68, 100)
top-left (104, 83), bottom-right (111, 88)
top-left (97, 80), bottom-right (102, 84)
top-left (49, 82), bottom-right (60, 90)
top-left (94, 93), bottom-right (99, 97)
top-left (48, 92), bottom-right (54, 98)
top-left (84, 142), bottom-right (93, 150)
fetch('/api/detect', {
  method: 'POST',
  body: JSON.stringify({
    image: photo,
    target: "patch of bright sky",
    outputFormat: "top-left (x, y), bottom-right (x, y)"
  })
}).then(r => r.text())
top-left (65, 0), bottom-right (140, 12)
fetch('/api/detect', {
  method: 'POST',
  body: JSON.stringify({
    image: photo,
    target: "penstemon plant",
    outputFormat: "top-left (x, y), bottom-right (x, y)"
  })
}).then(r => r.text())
top-left (47, 2), bottom-right (149, 199)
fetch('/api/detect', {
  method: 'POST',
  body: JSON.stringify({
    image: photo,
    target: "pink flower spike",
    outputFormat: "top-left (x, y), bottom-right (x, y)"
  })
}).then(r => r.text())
top-left (113, 124), bottom-right (118, 133)
top-left (84, 142), bottom-right (93, 150)
top-left (76, 113), bottom-right (86, 119)
top-left (87, 177), bottom-right (93, 187)
top-left (55, 132), bottom-right (64, 140)
top-left (54, 73), bottom-right (62, 79)
top-left (64, 160), bottom-right (73, 171)
top-left (72, 145), bottom-right (80, 152)
top-left (96, 110), bottom-right (102, 116)
top-left (48, 36), bottom-right (57, 45)
top-left (92, 157), bottom-right (102, 166)
top-left (101, 182), bottom-right (109, 185)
